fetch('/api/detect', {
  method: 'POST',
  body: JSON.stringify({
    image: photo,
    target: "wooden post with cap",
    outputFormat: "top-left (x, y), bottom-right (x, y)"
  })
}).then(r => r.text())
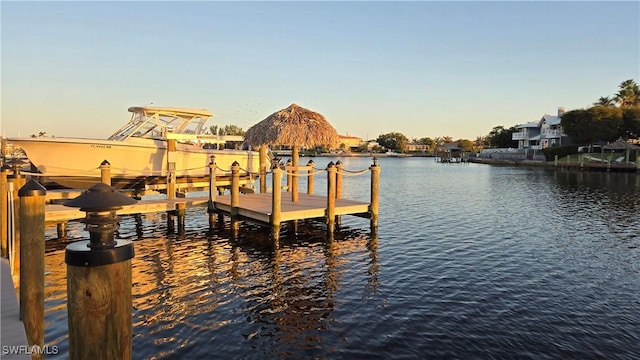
top-left (259, 145), bottom-right (267, 193)
top-left (8, 168), bottom-right (26, 283)
top-left (291, 147), bottom-right (299, 202)
top-left (335, 160), bottom-right (343, 225)
top-left (18, 179), bottom-right (46, 357)
top-left (285, 158), bottom-right (292, 192)
top-left (231, 161), bottom-right (240, 232)
top-left (208, 156), bottom-right (217, 226)
top-left (100, 160), bottom-right (111, 186)
top-left (271, 165), bottom-right (283, 240)
top-left (167, 139), bottom-right (177, 199)
top-left (166, 140), bottom-right (177, 231)
top-left (369, 157), bottom-right (380, 229)
top-left (306, 160), bottom-right (315, 195)
top-left (64, 183), bottom-right (137, 360)
top-left (326, 162), bottom-right (336, 234)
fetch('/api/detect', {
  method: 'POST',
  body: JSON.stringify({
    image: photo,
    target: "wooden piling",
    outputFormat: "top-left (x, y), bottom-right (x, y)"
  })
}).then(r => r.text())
top-left (57, 222), bottom-right (68, 239)
top-left (1, 167), bottom-right (7, 258)
top-left (176, 202), bottom-right (186, 234)
top-left (8, 172), bottom-right (26, 280)
top-left (18, 180), bottom-right (46, 356)
top-left (335, 161), bottom-right (343, 200)
top-left (167, 139), bottom-right (177, 199)
top-left (326, 162), bottom-right (336, 233)
top-left (259, 145), bottom-right (267, 193)
top-left (291, 147), bottom-right (299, 202)
top-left (208, 156), bottom-right (217, 225)
top-left (335, 161), bottom-right (343, 225)
top-left (271, 166), bottom-right (283, 239)
top-left (307, 160), bottom-right (315, 195)
top-left (100, 160), bottom-right (111, 186)
top-left (369, 158), bottom-right (380, 229)
top-left (67, 260), bottom-right (132, 360)
top-left (167, 212), bottom-right (175, 233)
top-left (165, 140), bottom-right (178, 231)
top-left (231, 161), bottom-right (240, 232)
top-left (286, 159), bottom-right (292, 192)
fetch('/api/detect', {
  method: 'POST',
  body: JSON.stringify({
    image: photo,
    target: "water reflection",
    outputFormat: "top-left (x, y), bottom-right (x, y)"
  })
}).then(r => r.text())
top-left (42, 213), bottom-right (379, 359)
top-left (220, 220), bottom-right (376, 357)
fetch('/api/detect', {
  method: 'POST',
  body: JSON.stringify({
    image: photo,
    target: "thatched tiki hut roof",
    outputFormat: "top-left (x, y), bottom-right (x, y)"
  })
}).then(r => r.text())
top-left (602, 137), bottom-right (640, 151)
top-left (244, 103), bottom-right (339, 150)
top-left (245, 103), bottom-right (338, 201)
top-left (602, 137), bottom-right (640, 164)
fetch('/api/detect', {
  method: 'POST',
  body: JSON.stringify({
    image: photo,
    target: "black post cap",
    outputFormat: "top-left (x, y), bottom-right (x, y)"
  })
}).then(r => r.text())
top-left (64, 182), bottom-right (137, 211)
top-left (65, 240), bottom-right (134, 267)
top-left (18, 179), bottom-right (46, 197)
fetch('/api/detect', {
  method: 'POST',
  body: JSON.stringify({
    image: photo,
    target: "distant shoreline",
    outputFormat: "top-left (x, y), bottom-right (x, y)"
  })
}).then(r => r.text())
top-left (277, 152), bottom-right (640, 172)
top-left (469, 157), bottom-right (640, 173)
top-left (309, 153), bottom-right (434, 158)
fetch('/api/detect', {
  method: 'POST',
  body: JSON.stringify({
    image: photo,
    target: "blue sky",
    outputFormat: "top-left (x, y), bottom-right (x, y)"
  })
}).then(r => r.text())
top-left (2, 1), bottom-right (639, 141)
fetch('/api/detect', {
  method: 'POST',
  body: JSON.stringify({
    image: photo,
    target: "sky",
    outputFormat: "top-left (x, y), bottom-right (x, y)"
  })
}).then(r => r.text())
top-left (1, 1), bottom-right (639, 141)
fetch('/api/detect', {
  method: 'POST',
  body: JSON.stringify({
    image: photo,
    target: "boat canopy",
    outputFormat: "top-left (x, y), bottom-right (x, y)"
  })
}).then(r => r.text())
top-left (127, 106), bottom-right (213, 117)
top-left (109, 106), bottom-right (215, 141)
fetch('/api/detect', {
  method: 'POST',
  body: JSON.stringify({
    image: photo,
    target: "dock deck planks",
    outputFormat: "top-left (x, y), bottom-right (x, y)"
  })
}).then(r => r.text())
top-left (1, 258), bottom-right (30, 360)
top-left (213, 192), bottom-right (370, 223)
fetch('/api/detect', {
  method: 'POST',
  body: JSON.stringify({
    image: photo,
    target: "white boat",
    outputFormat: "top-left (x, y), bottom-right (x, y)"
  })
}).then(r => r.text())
top-left (7, 106), bottom-right (269, 190)
top-left (384, 150), bottom-right (408, 157)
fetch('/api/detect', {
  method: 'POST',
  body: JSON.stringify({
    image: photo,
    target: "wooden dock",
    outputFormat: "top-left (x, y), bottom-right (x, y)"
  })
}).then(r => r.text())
top-left (34, 160), bottom-right (379, 238)
top-left (42, 192), bottom-right (370, 230)
top-left (1, 258), bottom-right (30, 360)
top-left (213, 192), bottom-right (370, 224)
top-left (554, 161), bottom-right (638, 172)
top-left (2, 156), bottom-right (380, 236)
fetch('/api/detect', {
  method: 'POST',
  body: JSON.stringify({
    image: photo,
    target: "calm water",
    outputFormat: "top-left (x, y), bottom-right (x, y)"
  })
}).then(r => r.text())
top-left (42, 157), bottom-right (640, 359)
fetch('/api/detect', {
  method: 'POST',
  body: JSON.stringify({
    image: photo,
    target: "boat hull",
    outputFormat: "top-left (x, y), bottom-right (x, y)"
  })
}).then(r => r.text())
top-left (8, 137), bottom-right (265, 189)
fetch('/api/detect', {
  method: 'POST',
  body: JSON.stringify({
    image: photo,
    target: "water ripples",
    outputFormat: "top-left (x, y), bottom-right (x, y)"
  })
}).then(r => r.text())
top-left (41, 158), bottom-right (640, 359)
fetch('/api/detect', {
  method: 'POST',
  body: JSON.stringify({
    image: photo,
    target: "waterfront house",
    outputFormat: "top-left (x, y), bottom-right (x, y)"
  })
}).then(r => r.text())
top-left (338, 135), bottom-right (364, 152)
top-left (512, 107), bottom-right (570, 150)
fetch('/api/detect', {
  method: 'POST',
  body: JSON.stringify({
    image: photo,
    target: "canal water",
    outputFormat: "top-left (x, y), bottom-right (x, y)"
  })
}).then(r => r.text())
top-left (42, 157), bottom-right (640, 359)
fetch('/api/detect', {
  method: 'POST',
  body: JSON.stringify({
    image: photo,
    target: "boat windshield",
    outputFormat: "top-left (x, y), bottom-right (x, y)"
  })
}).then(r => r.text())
top-left (108, 107), bottom-right (212, 141)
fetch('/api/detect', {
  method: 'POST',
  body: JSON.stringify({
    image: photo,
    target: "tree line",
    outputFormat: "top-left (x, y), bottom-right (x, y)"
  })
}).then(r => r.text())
top-left (562, 79), bottom-right (640, 144)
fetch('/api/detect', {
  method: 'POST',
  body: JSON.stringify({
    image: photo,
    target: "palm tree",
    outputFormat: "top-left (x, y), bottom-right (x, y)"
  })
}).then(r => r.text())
top-left (615, 79), bottom-right (640, 108)
top-left (594, 96), bottom-right (615, 106)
